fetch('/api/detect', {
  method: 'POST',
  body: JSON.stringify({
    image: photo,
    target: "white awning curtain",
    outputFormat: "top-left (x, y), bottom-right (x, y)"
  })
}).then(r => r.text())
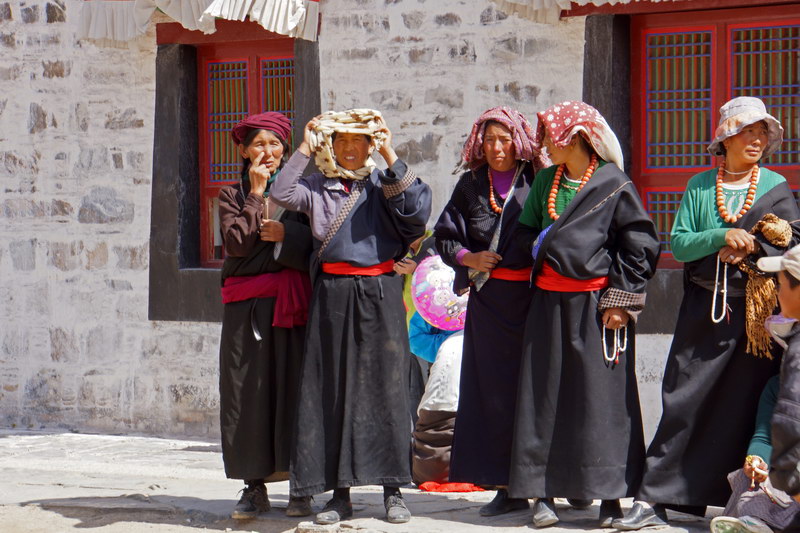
top-left (489, 0), bottom-right (677, 23)
top-left (77, 0), bottom-right (320, 42)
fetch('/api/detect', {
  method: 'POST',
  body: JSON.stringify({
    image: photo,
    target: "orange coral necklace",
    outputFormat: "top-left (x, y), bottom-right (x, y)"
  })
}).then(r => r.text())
top-left (487, 168), bottom-right (504, 215)
top-left (716, 162), bottom-right (759, 224)
top-left (547, 154), bottom-right (598, 221)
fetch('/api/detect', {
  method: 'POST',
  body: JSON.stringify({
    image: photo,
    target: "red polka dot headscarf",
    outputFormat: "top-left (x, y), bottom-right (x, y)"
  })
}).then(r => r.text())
top-left (535, 101), bottom-right (624, 170)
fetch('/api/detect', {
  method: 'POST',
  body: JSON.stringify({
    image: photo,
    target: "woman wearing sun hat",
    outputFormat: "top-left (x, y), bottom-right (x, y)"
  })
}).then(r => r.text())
top-left (613, 97), bottom-right (800, 530)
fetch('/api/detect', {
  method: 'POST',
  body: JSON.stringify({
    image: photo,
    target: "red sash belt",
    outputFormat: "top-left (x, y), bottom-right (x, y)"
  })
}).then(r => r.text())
top-left (535, 262), bottom-right (609, 292)
top-left (489, 266), bottom-right (532, 281)
top-left (322, 258), bottom-right (394, 276)
top-left (221, 269), bottom-right (312, 328)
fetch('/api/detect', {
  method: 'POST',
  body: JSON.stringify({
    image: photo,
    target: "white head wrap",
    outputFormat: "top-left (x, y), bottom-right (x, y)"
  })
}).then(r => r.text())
top-left (309, 109), bottom-right (388, 180)
top-left (707, 97), bottom-right (783, 159)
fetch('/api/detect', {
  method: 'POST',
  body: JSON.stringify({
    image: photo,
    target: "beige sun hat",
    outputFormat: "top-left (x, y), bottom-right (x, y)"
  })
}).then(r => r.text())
top-left (707, 96), bottom-right (783, 159)
top-left (757, 244), bottom-right (800, 281)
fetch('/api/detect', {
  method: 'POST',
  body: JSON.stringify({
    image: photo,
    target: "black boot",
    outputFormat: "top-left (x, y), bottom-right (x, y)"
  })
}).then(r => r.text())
top-left (315, 488), bottom-right (353, 525)
top-left (532, 498), bottom-right (559, 528)
top-left (598, 499), bottom-right (623, 528)
top-left (479, 488), bottom-right (530, 517)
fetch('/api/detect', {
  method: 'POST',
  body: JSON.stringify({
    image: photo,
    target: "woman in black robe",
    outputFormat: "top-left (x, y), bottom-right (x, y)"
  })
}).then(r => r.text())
top-left (271, 109), bottom-right (431, 525)
top-left (507, 101), bottom-right (660, 528)
top-left (218, 112), bottom-right (313, 519)
top-left (434, 106), bottom-right (542, 516)
top-left (613, 97), bottom-right (798, 530)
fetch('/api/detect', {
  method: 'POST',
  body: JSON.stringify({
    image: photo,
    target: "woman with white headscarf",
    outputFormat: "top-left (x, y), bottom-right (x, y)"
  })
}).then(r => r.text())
top-left (507, 101), bottom-right (660, 528)
top-left (270, 109), bottom-right (432, 526)
top-left (613, 97), bottom-right (799, 530)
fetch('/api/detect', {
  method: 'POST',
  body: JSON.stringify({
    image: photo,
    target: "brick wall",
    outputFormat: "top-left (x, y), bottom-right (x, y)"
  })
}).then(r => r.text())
top-left (0, 0), bottom-right (587, 437)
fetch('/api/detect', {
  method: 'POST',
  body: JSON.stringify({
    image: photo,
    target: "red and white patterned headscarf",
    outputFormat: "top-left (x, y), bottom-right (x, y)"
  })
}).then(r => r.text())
top-left (459, 106), bottom-right (547, 172)
top-left (535, 101), bottom-right (624, 170)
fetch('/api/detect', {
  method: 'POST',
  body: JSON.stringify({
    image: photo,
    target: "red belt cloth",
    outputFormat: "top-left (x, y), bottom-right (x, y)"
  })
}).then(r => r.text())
top-left (535, 262), bottom-right (609, 292)
top-left (322, 259), bottom-right (394, 276)
top-left (489, 266), bottom-right (532, 281)
top-left (221, 269), bottom-right (312, 328)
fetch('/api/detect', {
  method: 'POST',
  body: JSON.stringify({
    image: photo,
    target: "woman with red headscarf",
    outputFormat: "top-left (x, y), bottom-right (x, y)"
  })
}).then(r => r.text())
top-left (218, 112), bottom-right (313, 520)
top-left (506, 102), bottom-right (660, 528)
top-left (434, 106), bottom-right (544, 516)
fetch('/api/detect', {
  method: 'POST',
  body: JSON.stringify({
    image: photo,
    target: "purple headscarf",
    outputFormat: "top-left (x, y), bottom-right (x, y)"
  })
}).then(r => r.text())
top-left (230, 112), bottom-right (291, 145)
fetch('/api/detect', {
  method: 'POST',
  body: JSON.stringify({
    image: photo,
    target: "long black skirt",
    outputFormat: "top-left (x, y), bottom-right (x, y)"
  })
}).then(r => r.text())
top-left (290, 272), bottom-right (412, 497)
top-left (637, 283), bottom-right (779, 507)
top-left (219, 297), bottom-right (306, 481)
top-left (449, 278), bottom-right (532, 486)
top-left (508, 288), bottom-right (645, 499)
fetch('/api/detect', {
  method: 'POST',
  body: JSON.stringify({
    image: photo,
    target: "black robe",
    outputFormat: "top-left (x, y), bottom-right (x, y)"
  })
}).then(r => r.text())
top-left (636, 181), bottom-right (798, 507)
top-left (286, 162), bottom-right (432, 497)
top-left (218, 181), bottom-right (313, 482)
top-left (508, 163), bottom-right (660, 499)
top-left (434, 163), bottom-right (535, 486)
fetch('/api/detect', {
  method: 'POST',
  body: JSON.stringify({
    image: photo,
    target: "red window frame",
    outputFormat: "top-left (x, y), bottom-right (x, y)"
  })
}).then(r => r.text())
top-left (630, 5), bottom-right (800, 268)
top-left (197, 40), bottom-right (294, 267)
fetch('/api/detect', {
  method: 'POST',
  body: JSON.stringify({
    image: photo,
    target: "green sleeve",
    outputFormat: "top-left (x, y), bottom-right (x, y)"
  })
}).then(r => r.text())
top-left (519, 166), bottom-right (553, 230)
top-left (670, 174), bottom-right (729, 262)
top-left (748, 375), bottom-right (779, 464)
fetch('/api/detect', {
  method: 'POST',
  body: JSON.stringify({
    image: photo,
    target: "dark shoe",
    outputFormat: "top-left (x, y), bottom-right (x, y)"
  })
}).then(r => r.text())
top-left (568, 498), bottom-right (593, 510)
top-left (231, 484), bottom-right (270, 519)
top-left (315, 497), bottom-right (353, 525)
top-left (599, 499), bottom-right (623, 528)
top-left (286, 495), bottom-right (313, 517)
top-left (479, 489), bottom-right (530, 517)
top-left (385, 494), bottom-right (411, 524)
top-left (532, 498), bottom-right (559, 528)
top-left (612, 502), bottom-right (668, 530)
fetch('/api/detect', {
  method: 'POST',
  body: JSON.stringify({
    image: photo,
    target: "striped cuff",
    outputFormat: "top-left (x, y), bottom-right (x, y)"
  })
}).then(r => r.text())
top-left (383, 168), bottom-right (418, 198)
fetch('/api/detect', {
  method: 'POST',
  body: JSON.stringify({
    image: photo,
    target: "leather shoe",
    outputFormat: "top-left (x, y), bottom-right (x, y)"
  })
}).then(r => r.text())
top-left (479, 489), bottom-right (530, 517)
top-left (532, 498), bottom-right (559, 528)
top-left (598, 499), bottom-right (623, 528)
top-left (315, 497), bottom-right (353, 524)
top-left (612, 502), bottom-right (668, 530)
top-left (385, 494), bottom-right (411, 523)
top-left (568, 498), bottom-right (593, 510)
top-left (285, 495), bottom-right (312, 517)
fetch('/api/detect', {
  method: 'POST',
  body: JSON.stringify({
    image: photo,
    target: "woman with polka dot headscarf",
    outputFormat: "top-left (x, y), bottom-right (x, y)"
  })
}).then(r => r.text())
top-left (506, 101), bottom-right (660, 528)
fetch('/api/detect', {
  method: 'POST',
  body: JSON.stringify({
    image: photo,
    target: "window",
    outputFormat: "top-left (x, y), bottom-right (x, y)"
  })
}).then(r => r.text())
top-left (197, 40), bottom-right (295, 267)
top-left (631, 6), bottom-right (800, 266)
top-left (148, 21), bottom-right (320, 322)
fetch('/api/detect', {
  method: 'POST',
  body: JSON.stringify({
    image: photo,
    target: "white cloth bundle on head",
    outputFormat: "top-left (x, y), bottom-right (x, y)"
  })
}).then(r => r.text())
top-left (309, 109), bottom-right (388, 180)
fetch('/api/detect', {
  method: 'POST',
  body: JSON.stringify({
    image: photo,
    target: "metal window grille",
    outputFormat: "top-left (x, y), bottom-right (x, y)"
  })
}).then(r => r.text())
top-left (646, 30), bottom-right (714, 170)
top-left (646, 189), bottom-right (684, 253)
top-left (207, 61), bottom-right (249, 184)
top-left (731, 24), bottom-right (800, 167)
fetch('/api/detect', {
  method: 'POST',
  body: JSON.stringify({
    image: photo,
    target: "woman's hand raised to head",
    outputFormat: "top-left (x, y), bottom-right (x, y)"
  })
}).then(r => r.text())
top-left (375, 116), bottom-right (398, 167)
top-left (298, 116), bottom-right (321, 157)
top-left (248, 152), bottom-right (270, 197)
top-left (462, 251), bottom-right (502, 273)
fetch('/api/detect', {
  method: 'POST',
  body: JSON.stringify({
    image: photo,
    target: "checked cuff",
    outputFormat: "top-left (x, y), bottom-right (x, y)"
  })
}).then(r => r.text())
top-left (598, 287), bottom-right (646, 323)
top-left (383, 168), bottom-right (418, 199)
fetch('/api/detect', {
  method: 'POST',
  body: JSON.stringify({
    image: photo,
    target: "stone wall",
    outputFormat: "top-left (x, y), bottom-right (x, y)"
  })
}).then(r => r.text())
top-left (0, 0), bottom-right (595, 437)
top-left (317, 0), bottom-right (586, 218)
top-left (0, 1), bottom-right (222, 436)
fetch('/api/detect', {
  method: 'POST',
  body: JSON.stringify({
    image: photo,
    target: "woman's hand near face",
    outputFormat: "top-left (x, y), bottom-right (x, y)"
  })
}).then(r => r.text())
top-left (260, 219), bottom-right (285, 242)
top-left (602, 308), bottom-right (630, 330)
top-left (298, 116), bottom-right (320, 157)
top-left (375, 116), bottom-right (398, 167)
top-left (248, 152), bottom-right (270, 197)
top-left (725, 228), bottom-right (757, 253)
top-left (462, 251), bottom-right (502, 273)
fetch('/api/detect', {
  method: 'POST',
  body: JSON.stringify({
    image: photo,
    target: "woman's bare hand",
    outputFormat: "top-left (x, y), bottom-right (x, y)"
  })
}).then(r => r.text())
top-left (725, 228), bottom-right (757, 253)
top-left (718, 245), bottom-right (749, 265)
top-left (602, 308), bottom-right (630, 330)
top-left (260, 220), bottom-right (285, 242)
top-left (462, 251), bottom-right (502, 273)
top-left (248, 152), bottom-right (270, 197)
